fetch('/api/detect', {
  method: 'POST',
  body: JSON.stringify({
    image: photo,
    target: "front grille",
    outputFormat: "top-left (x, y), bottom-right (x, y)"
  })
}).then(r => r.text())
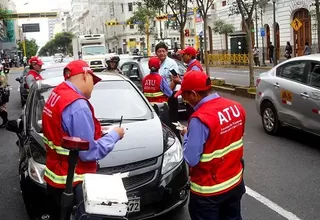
top-left (90, 60), bottom-right (102, 65)
top-left (98, 157), bottom-right (157, 174)
top-left (122, 171), bottom-right (155, 190)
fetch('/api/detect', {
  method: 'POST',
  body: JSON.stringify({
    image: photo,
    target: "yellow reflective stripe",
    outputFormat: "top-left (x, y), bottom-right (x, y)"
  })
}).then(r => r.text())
top-left (190, 169), bottom-right (243, 194)
top-left (200, 138), bottom-right (243, 162)
top-left (144, 92), bottom-right (164, 97)
top-left (43, 136), bottom-right (70, 156)
top-left (44, 167), bottom-right (84, 184)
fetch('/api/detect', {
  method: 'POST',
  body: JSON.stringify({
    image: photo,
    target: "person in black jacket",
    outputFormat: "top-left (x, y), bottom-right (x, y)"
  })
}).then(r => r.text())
top-left (285, 42), bottom-right (292, 59)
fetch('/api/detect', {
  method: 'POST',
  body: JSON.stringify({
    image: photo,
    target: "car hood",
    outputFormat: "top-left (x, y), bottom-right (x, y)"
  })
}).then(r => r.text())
top-left (32, 116), bottom-right (164, 168)
top-left (99, 117), bottom-right (163, 168)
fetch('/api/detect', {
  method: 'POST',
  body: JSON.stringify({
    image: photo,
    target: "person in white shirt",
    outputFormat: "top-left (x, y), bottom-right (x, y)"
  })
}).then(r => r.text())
top-left (155, 42), bottom-right (181, 142)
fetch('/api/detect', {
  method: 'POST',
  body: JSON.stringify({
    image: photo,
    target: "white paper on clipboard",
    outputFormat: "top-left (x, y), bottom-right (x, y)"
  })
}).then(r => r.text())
top-left (101, 126), bottom-right (115, 135)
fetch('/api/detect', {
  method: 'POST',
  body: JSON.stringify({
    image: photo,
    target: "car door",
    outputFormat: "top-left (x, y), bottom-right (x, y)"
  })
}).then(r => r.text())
top-left (300, 61), bottom-right (320, 135)
top-left (274, 60), bottom-right (308, 128)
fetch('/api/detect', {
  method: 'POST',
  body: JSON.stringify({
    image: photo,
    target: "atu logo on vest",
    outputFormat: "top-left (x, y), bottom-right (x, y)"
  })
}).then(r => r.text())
top-left (218, 105), bottom-right (240, 125)
top-left (47, 91), bottom-right (61, 107)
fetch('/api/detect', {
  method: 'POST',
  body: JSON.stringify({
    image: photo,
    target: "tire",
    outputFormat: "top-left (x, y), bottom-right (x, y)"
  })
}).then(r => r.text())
top-left (260, 101), bottom-right (281, 135)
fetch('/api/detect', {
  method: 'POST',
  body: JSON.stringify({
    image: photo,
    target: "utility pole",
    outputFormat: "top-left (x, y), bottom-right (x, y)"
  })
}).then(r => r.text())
top-left (272, 0), bottom-right (277, 66)
top-left (255, 4), bottom-right (259, 48)
top-left (316, 0), bottom-right (320, 52)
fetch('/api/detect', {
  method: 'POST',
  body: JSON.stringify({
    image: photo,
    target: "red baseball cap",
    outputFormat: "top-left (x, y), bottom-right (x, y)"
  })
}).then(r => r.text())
top-left (174, 70), bottom-right (211, 98)
top-left (63, 60), bottom-right (101, 84)
top-left (29, 56), bottom-right (44, 66)
top-left (178, 47), bottom-right (197, 56)
top-left (148, 57), bottom-right (161, 70)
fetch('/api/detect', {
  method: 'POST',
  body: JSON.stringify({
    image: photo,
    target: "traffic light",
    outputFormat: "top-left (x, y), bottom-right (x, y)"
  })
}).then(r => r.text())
top-left (184, 29), bottom-right (190, 37)
top-left (107, 21), bottom-right (119, 26)
top-left (156, 15), bottom-right (168, 20)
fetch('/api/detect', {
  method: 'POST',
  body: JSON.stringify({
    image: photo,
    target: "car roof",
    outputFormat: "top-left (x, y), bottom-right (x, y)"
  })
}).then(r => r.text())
top-left (39, 72), bottom-right (129, 88)
top-left (281, 54), bottom-right (320, 63)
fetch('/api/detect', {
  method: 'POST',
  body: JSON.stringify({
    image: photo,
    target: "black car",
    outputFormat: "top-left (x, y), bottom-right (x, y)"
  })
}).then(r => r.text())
top-left (120, 58), bottom-right (191, 117)
top-left (7, 72), bottom-right (189, 220)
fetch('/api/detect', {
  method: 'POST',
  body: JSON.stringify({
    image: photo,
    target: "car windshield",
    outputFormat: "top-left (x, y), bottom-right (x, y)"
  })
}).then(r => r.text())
top-left (82, 46), bottom-right (105, 55)
top-left (40, 67), bottom-right (64, 79)
top-left (34, 80), bottom-right (152, 130)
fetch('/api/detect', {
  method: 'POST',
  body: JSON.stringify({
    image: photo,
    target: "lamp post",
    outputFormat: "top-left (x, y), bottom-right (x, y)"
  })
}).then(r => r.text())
top-left (258, 0), bottom-right (268, 66)
top-left (273, 0), bottom-right (277, 66)
top-left (255, 4), bottom-right (259, 48)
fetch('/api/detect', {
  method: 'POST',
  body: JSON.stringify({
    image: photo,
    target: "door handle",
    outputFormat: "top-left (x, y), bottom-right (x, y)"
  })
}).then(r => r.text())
top-left (273, 83), bottom-right (280, 88)
top-left (300, 92), bottom-right (309, 98)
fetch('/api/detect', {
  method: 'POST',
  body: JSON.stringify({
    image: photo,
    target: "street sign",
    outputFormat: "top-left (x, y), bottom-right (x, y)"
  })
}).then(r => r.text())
top-left (260, 28), bottom-right (265, 37)
top-left (291, 18), bottom-right (302, 31)
top-left (22, 23), bottom-right (40, 32)
top-left (199, 31), bottom-right (203, 36)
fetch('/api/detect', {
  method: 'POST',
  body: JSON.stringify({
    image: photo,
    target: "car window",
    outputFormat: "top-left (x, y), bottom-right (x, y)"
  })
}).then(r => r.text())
top-left (277, 61), bottom-right (307, 83)
top-left (307, 62), bottom-right (320, 89)
top-left (25, 89), bottom-right (35, 129)
top-left (121, 63), bottom-right (132, 77)
top-left (34, 81), bottom-right (152, 131)
top-left (131, 64), bottom-right (140, 78)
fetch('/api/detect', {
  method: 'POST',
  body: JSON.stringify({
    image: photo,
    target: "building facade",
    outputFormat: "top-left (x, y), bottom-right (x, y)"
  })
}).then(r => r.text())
top-left (210, 0), bottom-right (317, 59)
top-left (69, 0), bottom-right (89, 36)
top-left (53, 11), bottom-right (72, 36)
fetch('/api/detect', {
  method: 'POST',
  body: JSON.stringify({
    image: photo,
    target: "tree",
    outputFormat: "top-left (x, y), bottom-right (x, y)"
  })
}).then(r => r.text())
top-left (0, 9), bottom-right (12, 20)
top-left (229, 0), bottom-right (257, 87)
top-left (17, 39), bottom-right (39, 58)
top-left (38, 32), bottom-right (74, 56)
top-left (128, 7), bottom-right (157, 56)
top-left (195, 0), bottom-right (215, 75)
top-left (212, 20), bottom-right (235, 51)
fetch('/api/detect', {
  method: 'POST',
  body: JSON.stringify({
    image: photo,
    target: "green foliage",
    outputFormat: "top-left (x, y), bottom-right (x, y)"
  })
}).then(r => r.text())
top-left (17, 39), bottom-right (39, 58)
top-left (0, 9), bottom-right (12, 21)
top-left (128, 7), bottom-right (157, 35)
top-left (143, 0), bottom-right (164, 11)
top-left (213, 20), bottom-right (235, 35)
top-left (38, 32), bottom-right (75, 56)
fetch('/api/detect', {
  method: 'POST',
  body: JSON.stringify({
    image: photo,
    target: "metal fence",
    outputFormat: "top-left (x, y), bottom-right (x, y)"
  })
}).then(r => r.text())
top-left (206, 53), bottom-right (249, 66)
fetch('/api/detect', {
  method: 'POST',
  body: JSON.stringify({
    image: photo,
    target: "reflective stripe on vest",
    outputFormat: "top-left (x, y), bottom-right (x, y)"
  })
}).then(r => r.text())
top-left (200, 138), bottom-right (243, 162)
top-left (43, 136), bottom-right (69, 156)
top-left (44, 167), bottom-right (84, 184)
top-left (190, 169), bottom-right (243, 194)
top-left (144, 91), bottom-right (164, 97)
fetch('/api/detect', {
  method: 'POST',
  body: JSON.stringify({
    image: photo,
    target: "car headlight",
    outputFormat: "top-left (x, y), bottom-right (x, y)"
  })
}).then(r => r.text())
top-left (161, 136), bottom-right (183, 175)
top-left (28, 158), bottom-right (46, 185)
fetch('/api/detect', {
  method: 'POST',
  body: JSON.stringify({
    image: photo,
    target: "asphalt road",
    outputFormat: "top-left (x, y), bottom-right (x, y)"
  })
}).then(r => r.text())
top-left (209, 67), bottom-right (269, 86)
top-left (1, 70), bottom-right (320, 220)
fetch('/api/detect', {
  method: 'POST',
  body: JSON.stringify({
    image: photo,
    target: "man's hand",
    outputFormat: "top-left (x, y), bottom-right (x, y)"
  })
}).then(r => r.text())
top-left (171, 75), bottom-right (181, 84)
top-left (113, 127), bottom-right (125, 139)
top-left (180, 126), bottom-right (187, 136)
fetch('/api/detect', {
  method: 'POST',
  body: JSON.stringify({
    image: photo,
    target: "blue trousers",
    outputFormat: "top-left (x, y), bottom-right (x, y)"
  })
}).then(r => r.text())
top-left (188, 180), bottom-right (245, 220)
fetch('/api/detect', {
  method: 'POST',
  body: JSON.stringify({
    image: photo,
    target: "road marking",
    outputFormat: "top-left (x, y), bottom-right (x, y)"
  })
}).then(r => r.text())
top-left (246, 186), bottom-right (302, 220)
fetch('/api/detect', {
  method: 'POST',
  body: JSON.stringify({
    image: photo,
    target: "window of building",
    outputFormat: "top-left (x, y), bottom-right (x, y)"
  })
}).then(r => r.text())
top-left (128, 3), bottom-right (133, 12)
top-left (211, 3), bottom-right (215, 9)
top-left (130, 24), bottom-right (134, 29)
top-left (222, 1), bottom-right (226, 6)
top-left (121, 4), bottom-right (124, 13)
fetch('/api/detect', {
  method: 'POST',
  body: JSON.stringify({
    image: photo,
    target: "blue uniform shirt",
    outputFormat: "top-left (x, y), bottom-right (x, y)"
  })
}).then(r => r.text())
top-left (61, 81), bottom-right (120, 162)
top-left (183, 93), bottom-right (220, 167)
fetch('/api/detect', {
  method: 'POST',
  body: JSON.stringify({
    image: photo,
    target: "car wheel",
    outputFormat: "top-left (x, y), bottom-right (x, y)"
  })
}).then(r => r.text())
top-left (261, 101), bottom-right (281, 135)
top-left (19, 157), bottom-right (38, 219)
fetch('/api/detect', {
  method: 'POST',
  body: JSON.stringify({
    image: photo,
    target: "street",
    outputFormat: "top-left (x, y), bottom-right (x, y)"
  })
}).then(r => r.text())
top-left (1, 69), bottom-right (320, 220)
top-left (209, 67), bottom-right (269, 86)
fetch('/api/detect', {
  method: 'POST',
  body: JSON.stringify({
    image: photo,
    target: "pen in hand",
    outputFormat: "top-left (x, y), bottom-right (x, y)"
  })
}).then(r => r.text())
top-left (119, 115), bottom-right (123, 127)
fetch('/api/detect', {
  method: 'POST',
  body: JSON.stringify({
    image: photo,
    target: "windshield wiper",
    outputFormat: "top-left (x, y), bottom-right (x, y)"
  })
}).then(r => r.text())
top-left (98, 118), bottom-right (147, 123)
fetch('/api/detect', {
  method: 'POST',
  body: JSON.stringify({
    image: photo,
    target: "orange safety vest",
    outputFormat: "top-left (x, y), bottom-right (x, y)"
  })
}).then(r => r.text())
top-left (142, 73), bottom-right (168, 104)
top-left (42, 82), bottom-right (102, 188)
top-left (188, 96), bottom-right (245, 196)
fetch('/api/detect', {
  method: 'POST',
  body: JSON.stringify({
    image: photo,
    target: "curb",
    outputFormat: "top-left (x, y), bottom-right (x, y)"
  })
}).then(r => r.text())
top-left (210, 78), bottom-right (256, 99)
top-left (210, 65), bottom-right (272, 70)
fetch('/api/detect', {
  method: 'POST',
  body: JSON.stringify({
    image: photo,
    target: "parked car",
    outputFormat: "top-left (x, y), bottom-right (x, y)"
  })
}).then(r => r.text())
top-left (8, 72), bottom-right (189, 220)
top-left (16, 63), bottom-right (67, 106)
top-left (120, 58), bottom-right (191, 116)
top-left (256, 54), bottom-right (320, 136)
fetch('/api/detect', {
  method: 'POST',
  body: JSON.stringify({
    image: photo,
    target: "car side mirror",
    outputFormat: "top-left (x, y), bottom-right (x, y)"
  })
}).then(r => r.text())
top-left (6, 119), bottom-right (23, 133)
top-left (129, 75), bottom-right (140, 81)
top-left (15, 77), bottom-right (21, 83)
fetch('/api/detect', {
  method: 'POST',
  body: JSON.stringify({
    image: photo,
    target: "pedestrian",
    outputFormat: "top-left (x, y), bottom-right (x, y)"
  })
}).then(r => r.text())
top-left (155, 42), bottom-right (181, 141)
top-left (285, 41), bottom-right (292, 59)
top-left (42, 60), bottom-right (125, 220)
top-left (303, 42), bottom-right (311, 55)
top-left (175, 70), bottom-right (246, 220)
top-left (253, 46), bottom-right (260, 66)
top-left (269, 42), bottom-right (275, 63)
top-left (26, 56), bottom-right (44, 89)
top-left (142, 57), bottom-right (172, 127)
top-left (0, 71), bottom-right (9, 127)
top-left (179, 46), bottom-right (203, 71)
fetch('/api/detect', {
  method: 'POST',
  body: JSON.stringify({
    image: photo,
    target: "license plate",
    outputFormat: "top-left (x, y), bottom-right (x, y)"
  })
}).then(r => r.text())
top-left (127, 199), bottom-right (140, 213)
